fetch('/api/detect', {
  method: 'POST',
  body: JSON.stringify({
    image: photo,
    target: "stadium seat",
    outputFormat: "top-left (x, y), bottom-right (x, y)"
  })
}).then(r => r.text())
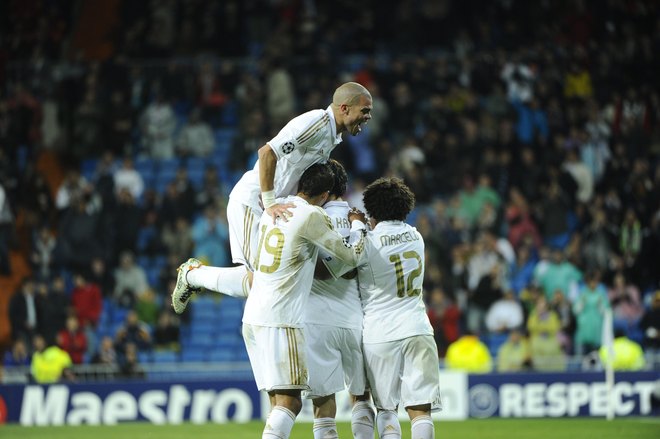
top-left (208, 350), bottom-right (233, 362)
top-left (181, 348), bottom-right (206, 362)
top-left (152, 350), bottom-right (179, 363)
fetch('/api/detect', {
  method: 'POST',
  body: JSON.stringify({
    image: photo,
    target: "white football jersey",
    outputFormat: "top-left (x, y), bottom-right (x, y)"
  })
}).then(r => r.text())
top-left (358, 220), bottom-right (433, 343)
top-left (243, 196), bottom-right (366, 328)
top-left (229, 106), bottom-right (342, 210)
top-left (305, 200), bottom-right (362, 330)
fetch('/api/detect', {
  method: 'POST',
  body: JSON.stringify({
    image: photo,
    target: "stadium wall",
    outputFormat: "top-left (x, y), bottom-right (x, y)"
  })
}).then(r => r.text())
top-left (1, 371), bottom-right (657, 425)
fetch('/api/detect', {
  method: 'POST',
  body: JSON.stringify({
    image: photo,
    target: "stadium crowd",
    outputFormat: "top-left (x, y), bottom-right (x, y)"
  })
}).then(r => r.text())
top-left (1, 0), bottom-right (659, 381)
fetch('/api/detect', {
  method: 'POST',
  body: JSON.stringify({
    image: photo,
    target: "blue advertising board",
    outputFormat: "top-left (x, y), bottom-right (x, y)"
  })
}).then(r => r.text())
top-left (1, 371), bottom-right (658, 425)
top-left (0, 379), bottom-right (261, 426)
top-left (468, 371), bottom-right (660, 418)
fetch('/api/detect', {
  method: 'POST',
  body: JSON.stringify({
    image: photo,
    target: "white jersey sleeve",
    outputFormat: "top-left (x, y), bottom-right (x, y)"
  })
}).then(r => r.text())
top-left (358, 221), bottom-right (433, 343)
top-left (305, 201), bottom-right (363, 329)
top-left (229, 106), bottom-right (342, 210)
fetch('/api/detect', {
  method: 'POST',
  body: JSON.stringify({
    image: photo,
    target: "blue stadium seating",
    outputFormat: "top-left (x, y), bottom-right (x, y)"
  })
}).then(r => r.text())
top-left (152, 350), bottom-right (179, 363)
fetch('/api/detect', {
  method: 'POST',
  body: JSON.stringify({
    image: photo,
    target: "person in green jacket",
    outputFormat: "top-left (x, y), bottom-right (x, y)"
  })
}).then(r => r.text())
top-left (573, 270), bottom-right (610, 356)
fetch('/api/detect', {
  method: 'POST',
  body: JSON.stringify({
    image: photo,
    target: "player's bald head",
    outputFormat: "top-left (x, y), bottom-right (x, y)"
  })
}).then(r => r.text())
top-left (332, 82), bottom-right (371, 106)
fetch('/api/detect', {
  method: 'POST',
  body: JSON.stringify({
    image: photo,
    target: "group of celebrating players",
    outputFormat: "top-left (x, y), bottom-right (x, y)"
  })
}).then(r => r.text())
top-left (170, 82), bottom-right (441, 439)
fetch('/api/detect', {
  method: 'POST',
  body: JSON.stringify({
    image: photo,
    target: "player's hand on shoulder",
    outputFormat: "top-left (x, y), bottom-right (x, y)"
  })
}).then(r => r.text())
top-left (348, 207), bottom-right (366, 223)
top-left (266, 202), bottom-right (296, 224)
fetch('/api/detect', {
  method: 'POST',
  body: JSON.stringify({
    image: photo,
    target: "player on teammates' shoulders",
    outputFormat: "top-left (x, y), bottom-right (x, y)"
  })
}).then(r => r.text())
top-left (171, 82), bottom-right (373, 313)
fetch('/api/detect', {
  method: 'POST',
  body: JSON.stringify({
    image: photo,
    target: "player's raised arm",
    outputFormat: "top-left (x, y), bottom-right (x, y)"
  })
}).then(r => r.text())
top-left (258, 144), bottom-right (295, 223)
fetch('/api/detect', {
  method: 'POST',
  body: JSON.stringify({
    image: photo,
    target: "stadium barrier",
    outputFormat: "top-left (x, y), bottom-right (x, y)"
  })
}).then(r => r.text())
top-left (1, 370), bottom-right (658, 425)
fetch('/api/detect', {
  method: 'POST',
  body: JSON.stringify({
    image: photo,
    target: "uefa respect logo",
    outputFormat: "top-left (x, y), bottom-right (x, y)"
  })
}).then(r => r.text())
top-left (468, 384), bottom-right (499, 418)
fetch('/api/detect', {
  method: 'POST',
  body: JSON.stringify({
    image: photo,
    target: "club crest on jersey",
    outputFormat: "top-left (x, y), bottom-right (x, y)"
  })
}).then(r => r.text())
top-left (282, 141), bottom-right (295, 154)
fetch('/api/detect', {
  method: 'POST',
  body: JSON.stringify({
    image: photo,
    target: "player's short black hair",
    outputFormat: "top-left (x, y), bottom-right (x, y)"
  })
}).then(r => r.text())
top-left (327, 159), bottom-right (348, 198)
top-left (298, 163), bottom-right (334, 197)
top-left (363, 177), bottom-right (416, 222)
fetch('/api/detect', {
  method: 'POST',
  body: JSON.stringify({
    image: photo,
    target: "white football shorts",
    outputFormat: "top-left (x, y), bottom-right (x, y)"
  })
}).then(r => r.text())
top-left (302, 324), bottom-right (367, 399)
top-left (227, 198), bottom-right (262, 271)
top-left (363, 335), bottom-right (442, 411)
top-left (242, 323), bottom-right (309, 392)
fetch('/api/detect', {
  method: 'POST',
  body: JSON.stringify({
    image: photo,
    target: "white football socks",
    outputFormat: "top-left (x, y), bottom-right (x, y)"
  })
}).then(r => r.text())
top-left (411, 414), bottom-right (434, 439)
top-left (351, 401), bottom-right (375, 439)
top-left (263, 406), bottom-right (296, 439)
top-left (187, 265), bottom-right (250, 298)
top-left (313, 417), bottom-right (338, 439)
top-left (376, 410), bottom-right (401, 439)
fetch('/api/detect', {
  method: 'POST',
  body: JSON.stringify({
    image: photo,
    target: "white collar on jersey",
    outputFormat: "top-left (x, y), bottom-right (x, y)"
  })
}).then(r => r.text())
top-left (372, 220), bottom-right (405, 231)
top-left (322, 200), bottom-right (349, 208)
top-left (326, 105), bottom-right (342, 145)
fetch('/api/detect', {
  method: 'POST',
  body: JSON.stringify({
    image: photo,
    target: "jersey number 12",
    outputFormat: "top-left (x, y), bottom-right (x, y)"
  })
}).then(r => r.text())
top-left (389, 251), bottom-right (422, 297)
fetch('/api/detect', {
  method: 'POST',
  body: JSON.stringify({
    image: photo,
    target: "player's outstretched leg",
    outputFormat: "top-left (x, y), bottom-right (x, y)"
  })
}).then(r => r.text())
top-left (171, 258), bottom-right (202, 314)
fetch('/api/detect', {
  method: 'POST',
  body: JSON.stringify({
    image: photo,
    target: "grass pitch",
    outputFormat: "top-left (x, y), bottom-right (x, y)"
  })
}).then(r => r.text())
top-left (1, 418), bottom-right (658, 439)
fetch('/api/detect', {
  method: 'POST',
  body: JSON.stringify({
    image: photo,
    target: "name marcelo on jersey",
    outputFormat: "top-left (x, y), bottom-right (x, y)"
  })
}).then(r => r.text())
top-left (380, 231), bottom-right (420, 246)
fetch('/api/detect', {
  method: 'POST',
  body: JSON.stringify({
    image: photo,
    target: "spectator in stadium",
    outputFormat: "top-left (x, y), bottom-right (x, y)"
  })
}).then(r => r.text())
top-left (191, 203), bottom-right (230, 267)
top-left (57, 315), bottom-right (88, 365)
top-left (581, 208), bottom-right (616, 272)
top-left (153, 310), bottom-right (180, 351)
top-left (140, 92), bottom-right (176, 159)
top-left (426, 286), bottom-right (461, 358)
top-left (527, 296), bottom-right (566, 371)
top-left (550, 290), bottom-right (576, 354)
top-left (504, 187), bottom-right (542, 250)
top-left (9, 277), bottom-right (39, 344)
top-left (92, 336), bottom-right (118, 365)
top-left (608, 271), bottom-right (644, 329)
top-left (35, 277), bottom-right (69, 345)
top-left (114, 310), bottom-right (152, 354)
top-left (599, 328), bottom-right (645, 371)
top-left (30, 225), bottom-right (57, 281)
top-left (3, 338), bottom-right (31, 367)
top-left (509, 245), bottom-right (537, 296)
top-left (31, 334), bottom-right (74, 384)
top-left (113, 188), bottom-right (143, 256)
top-left (70, 272), bottom-right (103, 329)
top-left (496, 329), bottom-right (531, 372)
top-left (465, 234), bottom-right (508, 335)
top-left (113, 250), bottom-right (149, 308)
top-left (55, 191), bottom-right (104, 273)
top-left (113, 156), bottom-right (145, 201)
top-left (445, 333), bottom-right (493, 373)
top-left (177, 107), bottom-right (214, 157)
top-left (533, 248), bottom-right (582, 302)
top-left (573, 270), bottom-right (610, 356)
top-left (135, 288), bottom-right (159, 327)
top-left (485, 290), bottom-right (525, 334)
top-left (119, 342), bottom-right (145, 379)
top-left (639, 291), bottom-right (660, 358)
top-left (158, 215), bottom-right (190, 263)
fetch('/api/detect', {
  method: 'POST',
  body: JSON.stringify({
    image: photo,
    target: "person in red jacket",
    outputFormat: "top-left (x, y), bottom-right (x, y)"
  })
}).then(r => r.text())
top-left (426, 287), bottom-right (461, 357)
top-left (70, 272), bottom-right (102, 328)
top-left (57, 315), bottom-right (87, 364)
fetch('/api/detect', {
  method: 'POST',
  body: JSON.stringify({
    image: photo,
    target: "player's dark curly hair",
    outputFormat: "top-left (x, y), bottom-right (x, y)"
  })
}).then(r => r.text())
top-left (327, 159), bottom-right (348, 198)
top-left (363, 177), bottom-right (416, 222)
top-left (298, 163), bottom-right (334, 197)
